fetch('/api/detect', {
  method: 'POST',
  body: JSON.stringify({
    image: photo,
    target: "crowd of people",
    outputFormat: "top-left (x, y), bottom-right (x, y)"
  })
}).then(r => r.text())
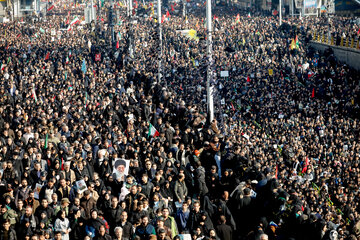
top-left (0, 1), bottom-right (360, 240)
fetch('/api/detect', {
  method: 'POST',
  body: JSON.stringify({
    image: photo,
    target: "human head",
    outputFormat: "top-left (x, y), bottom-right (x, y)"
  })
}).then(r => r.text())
top-left (114, 227), bottom-right (123, 238)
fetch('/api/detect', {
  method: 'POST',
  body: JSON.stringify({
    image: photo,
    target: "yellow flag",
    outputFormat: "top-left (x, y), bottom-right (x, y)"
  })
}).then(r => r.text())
top-left (191, 57), bottom-right (196, 67)
top-left (268, 69), bottom-right (273, 76)
top-left (290, 39), bottom-right (296, 50)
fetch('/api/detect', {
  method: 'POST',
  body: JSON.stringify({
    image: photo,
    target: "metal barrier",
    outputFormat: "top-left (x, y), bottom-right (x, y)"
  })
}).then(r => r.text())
top-left (312, 32), bottom-right (360, 50)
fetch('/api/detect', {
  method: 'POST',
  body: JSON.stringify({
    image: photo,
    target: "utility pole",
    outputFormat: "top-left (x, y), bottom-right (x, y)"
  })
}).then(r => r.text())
top-left (206, 0), bottom-right (214, 122)
top-left (128, 0), bottom-right (133, 58)
top-left (279, 0), bottom-right (282, 25)
top-left (91, 0), bottom-right (96, 23)
top-left (157, 0), bottom-right (162, 83)
top-left (109, 0), bottom-right (114, 45)
top-left (182, 0), bottom-right (185, 18)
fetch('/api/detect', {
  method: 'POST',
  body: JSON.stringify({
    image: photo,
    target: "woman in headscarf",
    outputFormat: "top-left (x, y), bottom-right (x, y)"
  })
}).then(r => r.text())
top-left (85, 209), bottom-right (106, 238)
top-left (54, 210), bottom-right (71, 240)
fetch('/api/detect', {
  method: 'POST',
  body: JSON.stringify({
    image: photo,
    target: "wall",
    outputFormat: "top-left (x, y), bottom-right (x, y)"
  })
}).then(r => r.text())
top-left (310, 41), bottom-right (360, 71)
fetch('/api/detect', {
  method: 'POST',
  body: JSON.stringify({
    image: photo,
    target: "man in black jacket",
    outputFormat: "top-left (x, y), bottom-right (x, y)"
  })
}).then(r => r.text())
top-left (118, 211), bottom-right (133, 240)
top-left (105, 196), bottom-right (123, 233)
top-left (0, 220), bottom-right (17, 240)
top-left (216, 215), bottom-right (232, 240)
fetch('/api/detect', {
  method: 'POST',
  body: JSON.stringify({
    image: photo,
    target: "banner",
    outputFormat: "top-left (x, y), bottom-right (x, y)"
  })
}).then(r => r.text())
top-left (304, 0), bottom-right (318, 15)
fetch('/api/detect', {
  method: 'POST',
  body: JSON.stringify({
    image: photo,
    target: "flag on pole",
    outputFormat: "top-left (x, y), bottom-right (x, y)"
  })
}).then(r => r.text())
top-left (66, 11), bottom-right (70, 24)
top-left (81, 59), bottom-right (87, 74)
top-left (0, 64), bottom-right (6, 71)
top-left (32, 88), bottom-right (38, 103)
top-left (230, 102), bottom-right (235, 111)
top-left (44, 133), bottom-right (48, 149)
top-left (70, 16), bottom-right (80, 26)
top-left (302, 157), bottom-right (310, 173)
top-left (85, 92), bottom-right (88, 107)
top-left (235, 14), bottom-right (240, 24)
top-left (66, 56), bottom-right (69, 64)
top-left (47, 4), bottom-right (55, 11)
top-left (295, 35), bottom-right (300, 49)
top-left (45, 52), bottom-right (50, 60)
top-left (290, 38), bottom-right (296, 50)
top-left (247, 12), bottom-right (251, 17)
top-left (148, 123), bottom-right (160, 138)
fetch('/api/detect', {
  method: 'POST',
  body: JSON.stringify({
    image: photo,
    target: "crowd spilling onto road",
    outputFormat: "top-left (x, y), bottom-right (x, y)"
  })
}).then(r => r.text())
top-left (0, 1), bottom-right (360, 240)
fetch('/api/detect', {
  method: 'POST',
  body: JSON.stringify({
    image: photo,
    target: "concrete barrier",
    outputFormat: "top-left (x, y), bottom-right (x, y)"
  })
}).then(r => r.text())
top-left (310, 41), bottom-right (360, 71)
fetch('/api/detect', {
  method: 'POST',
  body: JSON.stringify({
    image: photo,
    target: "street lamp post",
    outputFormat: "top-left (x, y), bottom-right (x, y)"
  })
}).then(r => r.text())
top-left (279, 0), bottom-right (282, 25)
top-left (206, 0), bottom-right (214, 122)
top-left (157, 0), bottom-right (162, 83)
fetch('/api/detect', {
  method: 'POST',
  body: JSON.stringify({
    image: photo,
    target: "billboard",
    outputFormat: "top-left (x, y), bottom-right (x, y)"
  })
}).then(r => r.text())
top-left (335, 0), bottom-right (360, 13)
top-left (304, 0), bottom-right (318, 15)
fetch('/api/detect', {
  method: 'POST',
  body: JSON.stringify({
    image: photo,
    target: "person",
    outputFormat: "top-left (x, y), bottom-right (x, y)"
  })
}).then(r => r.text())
top-left (0, 219), bottom-right (17, 240)
top-left (54, 210), bottom-right (71, 240)
top-left (105, 196), bottom-right (123, 233)
top-left (1, 4), bottom-right (360, 240)
top-left (80, 190), bottom-right (97, 220)
top-left (135, 215), bottom-right (156, 239)
top-left (176, 201), bottom-right (190, 234)
top-left (162, 207), bottom-right (178, 238)
top-left (174, 174), bottom-right (188, 206)
top-left (94, 225), bottom-right (112, 240)
top-left (85, 209), bottom-right (106, 238)
top-left (118, 211), bottom-right (133, 240)
top-left (35, 199), bottom-right (54, 223)
top-left (113, 227), bottom-right (123, 240)
top-left (215, 215), bottom-right (232, 240)
top-left (53, 231), bottom-right (62, 240)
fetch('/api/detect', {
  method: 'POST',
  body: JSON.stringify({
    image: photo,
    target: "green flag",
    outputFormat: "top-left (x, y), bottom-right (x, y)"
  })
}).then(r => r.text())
top-left (44, 133), bottom-right (48, 149)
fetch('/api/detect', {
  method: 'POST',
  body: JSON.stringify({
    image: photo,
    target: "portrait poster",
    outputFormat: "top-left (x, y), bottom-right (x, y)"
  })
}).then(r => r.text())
top-left (112, 158), bottom-right (130, 181)
top-left (34, 183), bottom-right (43, 199)
top-left (76, 179), bottom-right (88, 194)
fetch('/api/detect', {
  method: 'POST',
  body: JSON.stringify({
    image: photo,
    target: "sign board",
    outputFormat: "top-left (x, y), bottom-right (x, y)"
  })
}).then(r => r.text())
top-left (304, 0), bottom-right (318, 15)
top-left (220, 71), bottom-right (229, 77)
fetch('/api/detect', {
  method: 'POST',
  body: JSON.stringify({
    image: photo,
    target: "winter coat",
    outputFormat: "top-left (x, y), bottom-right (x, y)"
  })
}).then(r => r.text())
top-left (174, 180), bottom-right (188, 202)
top-left (54, 217), bottom-right (71, 240)
top-left (0, 229), bottom-right (17, 240)
top-left (195, 166), bottom-right (209, 197)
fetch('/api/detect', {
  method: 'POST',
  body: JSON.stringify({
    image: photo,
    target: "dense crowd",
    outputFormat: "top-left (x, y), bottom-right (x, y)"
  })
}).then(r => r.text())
top-left (0, 1), bottom-right (360, 240)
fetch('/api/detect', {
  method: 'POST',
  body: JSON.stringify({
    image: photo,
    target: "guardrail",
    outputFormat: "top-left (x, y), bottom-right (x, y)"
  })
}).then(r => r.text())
top-left (312, 30), bottom-right (360, 50)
